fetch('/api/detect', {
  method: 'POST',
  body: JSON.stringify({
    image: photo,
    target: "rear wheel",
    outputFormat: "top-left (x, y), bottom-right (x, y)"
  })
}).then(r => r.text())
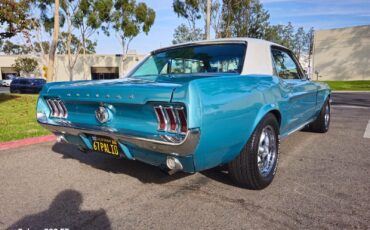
top-left (228, 113), bottom-right (279, 189)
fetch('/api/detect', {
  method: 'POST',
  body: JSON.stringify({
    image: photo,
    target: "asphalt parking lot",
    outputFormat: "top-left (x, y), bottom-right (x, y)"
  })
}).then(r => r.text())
top-left (0, 86), bottom-right (10, 94)
top-left (0, 92), bottom-right (369, 229)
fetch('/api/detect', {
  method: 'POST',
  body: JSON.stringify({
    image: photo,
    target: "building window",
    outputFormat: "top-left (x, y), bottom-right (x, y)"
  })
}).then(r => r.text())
top-left (91, 67), bottom-right (119, 80)
top-left (1, 67), bottom-right (19, 80)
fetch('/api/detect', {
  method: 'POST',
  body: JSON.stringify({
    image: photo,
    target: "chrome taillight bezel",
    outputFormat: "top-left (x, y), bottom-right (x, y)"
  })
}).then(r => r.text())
top-left (46, 98), bottom-right (68, 119)
top-left (153, 104), bottom-right (187, 135)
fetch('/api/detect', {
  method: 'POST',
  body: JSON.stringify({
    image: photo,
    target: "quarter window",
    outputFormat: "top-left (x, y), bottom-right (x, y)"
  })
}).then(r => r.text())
top-left (271, 49), bottom-right (301, 80)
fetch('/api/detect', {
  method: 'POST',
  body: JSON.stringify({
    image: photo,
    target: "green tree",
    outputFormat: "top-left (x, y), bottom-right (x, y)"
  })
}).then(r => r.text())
top-left (73, 0), bottom-right (112, 79)
top-left (173, 0), bottom-right (220, 40)
top-left (36, 0), bottom-right (63, 82)
top-left (0, 0), bottom-right (33, 40)
top-left (34, 41), bottom-right (50, 54)
top-left (172, 23), bottom-right (203, 44)
top-left (73, 0), bottom-right (112, 53)
top-left (306, 27), bottom-right (314, 56)
top-left (12, 57), bottom-right (38, 75)
top-left (35, 0), bottom-right (111, 80)
top-left (173, 0), bottom-right (202, 40)
top-left (247, 0), bottom-right (270, 38)
top-left (281, 22), bottom-right (294, 49)
top-left (111, 0), bottom-right (156, 54)
top-left (264, 23), bottom-right (294, 49)
top-left (209, 0), bottom-right (222, 38)
top-left (57, 32), bottom-right (96, 54)
top-left (292, 27), bottom-right (306, 60)
top-left (1, 40), bottom-right (31, 54)
top-left (220, 0), bottom-right (270, 38)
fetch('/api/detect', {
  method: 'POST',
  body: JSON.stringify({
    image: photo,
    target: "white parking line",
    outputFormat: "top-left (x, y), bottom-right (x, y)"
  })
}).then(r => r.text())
top-left (332, 105), bottom-right (370, 110)
top-left (364, 120), bottom-right (370, 139)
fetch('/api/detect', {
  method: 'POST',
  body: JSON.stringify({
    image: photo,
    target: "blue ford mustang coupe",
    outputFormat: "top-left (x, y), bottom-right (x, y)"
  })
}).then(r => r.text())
top-left (37, 38), bottom-right (331, 189)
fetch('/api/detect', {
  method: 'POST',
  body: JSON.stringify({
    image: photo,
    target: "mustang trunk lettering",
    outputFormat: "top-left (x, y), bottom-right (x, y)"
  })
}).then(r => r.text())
top-left (36, 38), bottom-right (331, 189)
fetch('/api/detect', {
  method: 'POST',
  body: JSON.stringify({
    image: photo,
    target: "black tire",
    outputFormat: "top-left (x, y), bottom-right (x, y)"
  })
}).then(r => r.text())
top-left (305, 99), bottom-right (330, 133)
top-left (228, 113), bottom-right (279, 190)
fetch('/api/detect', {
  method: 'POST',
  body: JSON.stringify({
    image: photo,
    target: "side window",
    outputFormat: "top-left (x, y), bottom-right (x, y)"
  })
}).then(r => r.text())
top-left (271, 49), bottom-right (301, 80)
top-left (19, 79), bottom-right (28, 85)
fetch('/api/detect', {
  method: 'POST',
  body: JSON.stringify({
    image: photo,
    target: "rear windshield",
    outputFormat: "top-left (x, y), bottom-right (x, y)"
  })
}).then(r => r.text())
top-left (130, 43), bottom-right (246, 78)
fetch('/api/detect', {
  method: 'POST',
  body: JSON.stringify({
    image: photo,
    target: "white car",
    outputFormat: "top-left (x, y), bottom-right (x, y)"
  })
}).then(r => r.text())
top-left (2, 75), bottom-right (16, 87)
top-left (2, 79), bottom-right (12, 87)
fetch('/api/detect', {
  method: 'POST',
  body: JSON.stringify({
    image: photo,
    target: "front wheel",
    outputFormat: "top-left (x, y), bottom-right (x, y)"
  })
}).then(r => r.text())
top-left (305, 99), bottom-right (330, 133)
top-left (228, 113), bottom-right (279, 189)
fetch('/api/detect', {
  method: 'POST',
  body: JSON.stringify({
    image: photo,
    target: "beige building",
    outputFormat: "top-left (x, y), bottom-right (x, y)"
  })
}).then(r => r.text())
top-left (313, 25), bottom-right (370, 81)
top-left (0, 53), bottom-right (146, 81)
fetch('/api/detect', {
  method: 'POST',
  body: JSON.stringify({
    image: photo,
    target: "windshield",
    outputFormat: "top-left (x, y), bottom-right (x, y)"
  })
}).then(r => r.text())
top-left (130, 43), bottom-right (246, 78)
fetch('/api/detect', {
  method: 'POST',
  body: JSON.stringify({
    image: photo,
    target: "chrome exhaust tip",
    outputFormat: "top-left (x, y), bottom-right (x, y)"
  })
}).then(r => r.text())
top-left (166, 156), bottom-right (183, 175)
top-left (56, 135), bottom-right (68, 143)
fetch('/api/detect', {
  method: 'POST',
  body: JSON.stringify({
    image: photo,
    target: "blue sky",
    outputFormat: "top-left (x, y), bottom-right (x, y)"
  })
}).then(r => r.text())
top-left (95, 0), bottom-right (370, 54)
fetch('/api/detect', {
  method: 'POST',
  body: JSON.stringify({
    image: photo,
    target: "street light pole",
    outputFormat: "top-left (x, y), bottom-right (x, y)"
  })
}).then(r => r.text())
top-left (206, 0), bottom-right (211, 40)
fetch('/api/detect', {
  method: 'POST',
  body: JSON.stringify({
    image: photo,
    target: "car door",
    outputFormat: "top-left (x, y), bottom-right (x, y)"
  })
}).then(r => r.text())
top-left (29, 79), bottom-right (37, 93)
top-left (19, 79), bottom-right (29, 93)
top-left (271, 47), bottom-right (318, 132)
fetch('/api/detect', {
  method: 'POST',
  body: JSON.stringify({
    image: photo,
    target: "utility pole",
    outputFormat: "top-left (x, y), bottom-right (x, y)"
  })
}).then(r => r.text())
top-left (47, 0), bottom-right (60, 82)
top-left (206, 0), bottom-right (211, 40)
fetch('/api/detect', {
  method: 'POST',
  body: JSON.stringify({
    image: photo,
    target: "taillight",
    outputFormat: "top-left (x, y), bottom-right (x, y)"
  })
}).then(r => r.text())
top-left (153, 105), bottom-right (187, 134)
top-left (154, 106), bottom-right (166, 130)
top-left (176, 107), bottom-right (187, 134)
top-left (164, 107), bottom-right (177, 132)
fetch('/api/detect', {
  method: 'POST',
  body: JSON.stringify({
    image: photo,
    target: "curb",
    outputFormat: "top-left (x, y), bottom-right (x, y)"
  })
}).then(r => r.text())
top-left (332, 91), bottom-right (370, 93)
top-left (0, 135), bottom-right (56, 151)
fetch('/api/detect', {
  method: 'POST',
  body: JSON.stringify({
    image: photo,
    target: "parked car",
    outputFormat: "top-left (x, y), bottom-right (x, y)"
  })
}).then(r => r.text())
top-left (2, 75), bottom-right (17, 87)
top-left (10, 78), bottom-right (46, 94)
top-left (36, 38), bottom-right (331, 189)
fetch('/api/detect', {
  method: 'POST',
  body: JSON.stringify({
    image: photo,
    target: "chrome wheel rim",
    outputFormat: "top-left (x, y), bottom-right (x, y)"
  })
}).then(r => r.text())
top-left (324, 104), bottom-right (330, 128)
top-left (257, 125), bottom-right (277, 177)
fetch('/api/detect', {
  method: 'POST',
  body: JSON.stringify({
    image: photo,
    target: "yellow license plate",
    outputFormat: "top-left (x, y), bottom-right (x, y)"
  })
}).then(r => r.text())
top-left (92, 136), bottom-right (120, 156)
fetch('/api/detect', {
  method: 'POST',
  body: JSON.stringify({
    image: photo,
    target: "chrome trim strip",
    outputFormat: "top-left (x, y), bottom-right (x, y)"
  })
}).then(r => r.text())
top-left (39, 122), bottom-right (200, 156)
top-left (49, 100), bottom-right (59, 117)
top-left (46, 99), bottom-right (54, 115)
top-left (55, 100), bottom-right (65, 118)
top-left (46, 99), bottom-right (68, 119)
top-left (161, 106), bottom-right (169, 131)
top-left (60, 101), bottom-right (68, 118)
top-left (280, 118), bottom-right (315, 140)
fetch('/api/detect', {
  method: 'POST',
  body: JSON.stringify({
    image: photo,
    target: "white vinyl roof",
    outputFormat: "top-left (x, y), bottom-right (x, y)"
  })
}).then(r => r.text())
top-left (153, 38), bottom-right (285, 53)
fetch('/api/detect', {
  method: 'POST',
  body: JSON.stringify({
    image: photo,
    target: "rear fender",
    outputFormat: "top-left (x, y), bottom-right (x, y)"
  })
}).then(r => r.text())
top-left (251, 104), bottom-right (281, 135)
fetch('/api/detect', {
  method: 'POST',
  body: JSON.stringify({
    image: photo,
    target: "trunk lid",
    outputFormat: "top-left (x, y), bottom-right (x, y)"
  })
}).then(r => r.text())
top-left (45, 77), bottom-right (184, 104)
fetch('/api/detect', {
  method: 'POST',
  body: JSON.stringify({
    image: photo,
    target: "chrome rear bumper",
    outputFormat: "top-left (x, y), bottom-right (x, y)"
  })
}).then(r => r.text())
top-left (39, 122), bottom-right (200, 156)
